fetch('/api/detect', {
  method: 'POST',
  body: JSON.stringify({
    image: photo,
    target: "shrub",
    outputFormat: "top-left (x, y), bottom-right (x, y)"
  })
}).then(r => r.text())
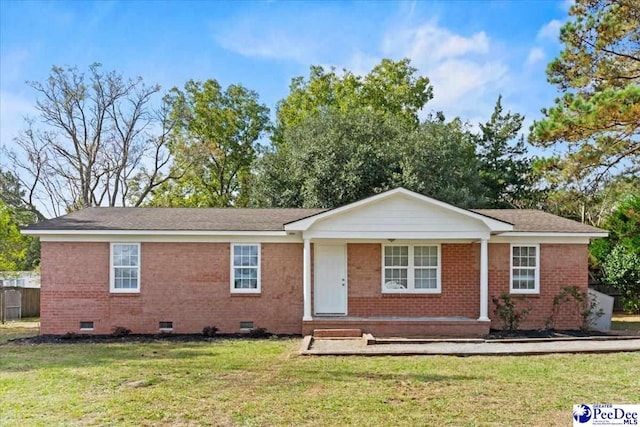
top-left (247, 327), bottom-right (269, 338)
top-left (546, 286), bottom-right (604, 331)
top-left (604, 244), bottom-right (640, 313)
top-left (492, 293), bottom-right (532, 331)
top-left (202, 326), bottom-right (218, 337)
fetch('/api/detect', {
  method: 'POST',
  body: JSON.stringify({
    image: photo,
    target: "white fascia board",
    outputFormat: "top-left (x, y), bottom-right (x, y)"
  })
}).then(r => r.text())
top-left (39, 234), bottom-right (302, 243)
top-left (28, 229), bottom-right (301, 243)
top-left (497, 232), bottom-right (608, 238)
top-left (302, 230), bottom-right (491, 240)
top-left (285, 187), bottom-right (513, 232)
top-left (490, 234), bottom-right (603, 245)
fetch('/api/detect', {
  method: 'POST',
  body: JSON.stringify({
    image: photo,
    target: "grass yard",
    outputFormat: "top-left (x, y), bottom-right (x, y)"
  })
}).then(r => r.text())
top-left (1, 324), bottom-right (639, 426)
top-left (0, 317), bottom-right (40, 344)
top-left (611, 314), bottom-right (640, 332)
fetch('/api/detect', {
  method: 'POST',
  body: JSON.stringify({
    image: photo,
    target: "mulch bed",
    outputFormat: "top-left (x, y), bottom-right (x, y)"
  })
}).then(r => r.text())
top-left (7, 329), bottom-right (623, 345)
top-left (8, 332), bottom-right (301, 345)
top-left (486, 329), bottom-right (614, 339)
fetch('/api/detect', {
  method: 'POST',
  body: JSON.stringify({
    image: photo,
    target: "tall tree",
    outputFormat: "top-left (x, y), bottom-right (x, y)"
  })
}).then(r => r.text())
top-left (393, 116), bottom-right (485, 209)
top-left (600, 194), bottom-right (640, 312)
top-left (254, 109), bottom-right (403, 208)
top-left (275, 58), bottom-right (433, 143)
top-left (253, 110), bottom-right (484, 209)
top-left (4, 64), bottom-right (176, 217)
top-left (255, 58), bottom-right (435, 207)
top-left (0, 200), bottom-right (30, 271)
top-left (530, 0), bottom-right (640, 188)
top-left (149, 80), bottom-right (270, 207)
top-left (476, 96), bottom-right (536, 208)
top-left (0, 169), bottom-right (40, 270)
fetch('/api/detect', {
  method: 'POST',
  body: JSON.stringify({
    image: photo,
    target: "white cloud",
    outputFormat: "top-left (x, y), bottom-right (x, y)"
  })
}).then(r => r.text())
top-left (215, 26), bottom-right (318, 63)
top-left (377, 20), bottom-right (508, 120)
top-left (212, 11), bottom-right (343, 64)
top-left (537, 19), bottom-right (563, 42)
top-left (525, 47), bottom-right (545, 66)
top-left (428, 59), bottom-right (508, 107)
top-left (383, 20), bottom-right (489, 63)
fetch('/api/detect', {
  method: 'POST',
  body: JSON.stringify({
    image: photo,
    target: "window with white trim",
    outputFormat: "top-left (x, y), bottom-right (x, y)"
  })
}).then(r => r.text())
top-left (110, 243), bottom-right (140, 293)
top-left (382, 245), bottom-right (440, 293)
top-left (231, 244), bottom-right (261, 293)
top-left (510, 244), bottom-right (539, 294)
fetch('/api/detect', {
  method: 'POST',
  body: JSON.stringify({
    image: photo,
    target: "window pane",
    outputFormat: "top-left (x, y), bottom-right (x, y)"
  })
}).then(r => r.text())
top-left (234, 268), bottom-right (258, 289)
top-left (114, 244), bottom-right (139, 267)
top-left (512, 268), bottom-right (535, 290)
top-left (114, 267), bottom-right (138, 289)
top-left (384, 268), bottom-right (408, 289)
top-left (384, 246), bottom-right (408, 267)
top-left (415, 268), bottom-right (437, 289)
top-left (234, 245), bottom-right (258, 267)
top-left (415, 246), bottom-right (437, 267)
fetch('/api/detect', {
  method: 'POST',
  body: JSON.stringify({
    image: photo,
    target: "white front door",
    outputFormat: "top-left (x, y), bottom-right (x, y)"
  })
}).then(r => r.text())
top-left (314, 244), bottom-right (347, 315)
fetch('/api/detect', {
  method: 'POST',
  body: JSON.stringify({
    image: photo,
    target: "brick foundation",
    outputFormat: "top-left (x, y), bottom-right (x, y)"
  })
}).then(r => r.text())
top-left (304, 318), bottom-right (490, 337)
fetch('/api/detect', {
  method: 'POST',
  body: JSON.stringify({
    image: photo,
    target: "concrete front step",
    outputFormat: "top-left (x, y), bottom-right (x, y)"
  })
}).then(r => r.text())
top-left (313, 328), bottom-right (362, 338)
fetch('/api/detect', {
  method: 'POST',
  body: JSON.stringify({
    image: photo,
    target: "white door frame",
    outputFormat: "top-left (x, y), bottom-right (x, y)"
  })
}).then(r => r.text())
top-left (313, 244), bottom-right (348, 315)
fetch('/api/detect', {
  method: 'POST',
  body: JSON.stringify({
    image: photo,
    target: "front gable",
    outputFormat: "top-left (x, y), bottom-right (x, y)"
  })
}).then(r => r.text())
top-left (285, 188), bottom-right (513, 240)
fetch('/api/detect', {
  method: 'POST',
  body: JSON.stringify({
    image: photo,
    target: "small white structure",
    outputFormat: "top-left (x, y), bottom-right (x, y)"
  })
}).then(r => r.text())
top-left (0, 271), bottom-right (40, 288)
top-left (589, 289), bottom-right (614, 331)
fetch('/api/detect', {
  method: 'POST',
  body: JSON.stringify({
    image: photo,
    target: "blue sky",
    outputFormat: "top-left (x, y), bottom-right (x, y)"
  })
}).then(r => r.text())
top-left (0, 0), bottom-right (571, 148)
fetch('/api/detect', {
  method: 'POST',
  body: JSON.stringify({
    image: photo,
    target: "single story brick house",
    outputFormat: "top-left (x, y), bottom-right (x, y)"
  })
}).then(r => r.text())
top-left (22, 188), bottom-right (607, 337)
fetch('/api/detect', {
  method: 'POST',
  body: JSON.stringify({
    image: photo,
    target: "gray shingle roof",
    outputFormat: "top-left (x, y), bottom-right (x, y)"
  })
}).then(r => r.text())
top-left (23, 206), bottom-right (606, 234)
top-left (473, 209), bottom-right (606, 233)
top-left (23, 207), bottom-right (325, 232)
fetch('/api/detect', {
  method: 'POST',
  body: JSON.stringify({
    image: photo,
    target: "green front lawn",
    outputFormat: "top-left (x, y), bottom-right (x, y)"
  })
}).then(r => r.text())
top-left (2, 333), bottom-right (639, 426)
top-left (0, 317), bottom-right (40, 344)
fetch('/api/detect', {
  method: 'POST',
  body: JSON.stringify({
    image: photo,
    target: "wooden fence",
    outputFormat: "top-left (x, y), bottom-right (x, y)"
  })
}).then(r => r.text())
top-left (21, 288), bottom-right (40, 317)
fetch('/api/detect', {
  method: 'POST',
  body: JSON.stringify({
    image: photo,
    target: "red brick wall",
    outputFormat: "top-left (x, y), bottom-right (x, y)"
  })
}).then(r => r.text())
top-left (347, 243), bottom-right (480, 318)
top-left (488, 243), bottom-right (589, 330)
top-left (40, 242), bottom-right (303, 335)
top-left (40, 240), bottom-right (590, 335)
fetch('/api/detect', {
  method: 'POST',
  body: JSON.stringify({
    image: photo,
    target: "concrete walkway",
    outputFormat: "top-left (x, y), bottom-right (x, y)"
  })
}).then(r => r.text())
top-left (300, 335), bottom-right (640, 356)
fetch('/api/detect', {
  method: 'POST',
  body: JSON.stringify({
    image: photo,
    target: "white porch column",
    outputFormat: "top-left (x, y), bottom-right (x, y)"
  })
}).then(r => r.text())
top-left (479, 238), bottom-right (490, 321)
top-left (303, 238), bottom-right (312, 321)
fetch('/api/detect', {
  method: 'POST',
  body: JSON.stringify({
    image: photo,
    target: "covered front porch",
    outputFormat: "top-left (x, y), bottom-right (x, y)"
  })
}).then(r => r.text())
top-left (284, 189), bottom-right (513, 337)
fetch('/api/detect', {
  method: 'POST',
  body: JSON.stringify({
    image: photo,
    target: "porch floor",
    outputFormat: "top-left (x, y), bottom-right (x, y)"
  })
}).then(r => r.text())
top-left (311, 316), bottom-right (480, 322)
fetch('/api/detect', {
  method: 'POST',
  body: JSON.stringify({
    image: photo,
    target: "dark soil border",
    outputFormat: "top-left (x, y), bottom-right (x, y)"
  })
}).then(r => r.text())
top-left (7, 333), bottom-right (302, 345)
top-left (486, 329), bottom-right (614, 339)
